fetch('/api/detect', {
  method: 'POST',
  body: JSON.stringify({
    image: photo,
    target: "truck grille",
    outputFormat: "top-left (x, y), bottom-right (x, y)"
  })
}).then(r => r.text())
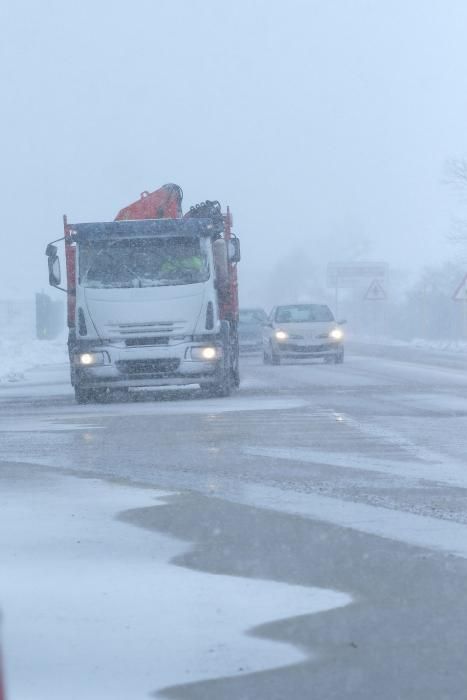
top-left (116, 359), bottom-right (180, 377)
top-left (124, 337), bottom-right (169, 347)
top-left (106, 321), bottom-right (185, 337)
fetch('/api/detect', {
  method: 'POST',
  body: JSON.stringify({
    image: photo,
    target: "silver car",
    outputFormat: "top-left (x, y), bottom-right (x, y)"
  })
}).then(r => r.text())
top-left (263, 303), bottom-right (345, 365)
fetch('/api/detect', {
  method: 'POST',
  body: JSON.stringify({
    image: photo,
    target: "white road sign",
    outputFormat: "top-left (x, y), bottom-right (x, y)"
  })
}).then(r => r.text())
top-left (453, 274), bottom-right (467, 301)
top-left (364, 279), bottom-right (387, 301)
top-left (327, 261), bottom-right (388, 288)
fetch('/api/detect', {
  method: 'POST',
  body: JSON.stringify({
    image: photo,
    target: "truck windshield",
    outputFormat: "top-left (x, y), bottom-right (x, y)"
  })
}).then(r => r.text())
top-left (79, 237), bottom-right (209, 288)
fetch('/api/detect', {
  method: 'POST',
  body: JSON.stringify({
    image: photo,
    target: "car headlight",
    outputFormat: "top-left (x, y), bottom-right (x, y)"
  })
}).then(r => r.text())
top-left (275, 330), bottom-right (288, 340)
top-left (329, 328), bottom-right (344, 341)
top-left (190, 346), bottom-right (220, 361)
top-left (77, 351), bottom-right (107, 366)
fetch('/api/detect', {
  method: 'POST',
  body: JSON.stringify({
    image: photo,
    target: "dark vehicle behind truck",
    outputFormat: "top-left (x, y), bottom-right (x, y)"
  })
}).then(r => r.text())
top-left (239, 308), bottom-right (267, 352)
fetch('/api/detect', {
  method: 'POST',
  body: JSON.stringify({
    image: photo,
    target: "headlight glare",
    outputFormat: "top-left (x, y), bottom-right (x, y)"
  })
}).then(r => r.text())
top-left (190, 346), bottom-right (219, 361)
top-left (329, 328), bottom-right (344, 341)
top-left (275, 330), bottom-right (288, 340)
top-left (78, 352), bottom-right (106, 366)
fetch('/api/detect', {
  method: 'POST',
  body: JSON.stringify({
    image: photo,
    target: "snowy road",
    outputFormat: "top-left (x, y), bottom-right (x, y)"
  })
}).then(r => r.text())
top-left (2, 346), bottom-right (467, 698)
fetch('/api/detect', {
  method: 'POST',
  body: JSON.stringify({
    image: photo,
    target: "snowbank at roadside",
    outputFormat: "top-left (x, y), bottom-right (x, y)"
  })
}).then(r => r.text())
top-left (0, 298), bottom-right (67, 384)
top-left (408, 338), bottom-right (467, 353)
top-left (0, 336), bottom-right (68, 384)
top-left (355, 335), bottom-right (467, 354)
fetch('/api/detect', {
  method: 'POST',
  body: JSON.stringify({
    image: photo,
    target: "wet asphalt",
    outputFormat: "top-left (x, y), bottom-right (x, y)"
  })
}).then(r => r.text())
top-left (2, 345), bottom-right (467, 698)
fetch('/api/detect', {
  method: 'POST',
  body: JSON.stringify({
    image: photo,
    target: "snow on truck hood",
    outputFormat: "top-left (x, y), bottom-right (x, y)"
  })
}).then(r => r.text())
top-left (84, 283), bottom-right (206, 339)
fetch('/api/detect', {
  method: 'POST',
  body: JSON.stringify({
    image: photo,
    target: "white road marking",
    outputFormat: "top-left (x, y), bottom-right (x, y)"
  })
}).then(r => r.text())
top-left (0, 419), bottom-right (103, 432)
top-left (240, 484), bottom-right (467, 559)
top-left (244, 445), bottom-right (467, 490)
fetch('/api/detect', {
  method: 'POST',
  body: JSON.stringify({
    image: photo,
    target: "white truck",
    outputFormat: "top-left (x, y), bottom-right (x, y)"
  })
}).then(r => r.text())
top-left (45, 184), bottom-right (241, 402)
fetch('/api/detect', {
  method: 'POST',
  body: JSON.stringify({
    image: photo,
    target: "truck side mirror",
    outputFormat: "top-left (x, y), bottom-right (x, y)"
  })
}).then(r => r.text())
top-left (46, 249), bottom-right (61, 287)
top-left (228, 238), bottom-right (241, 263)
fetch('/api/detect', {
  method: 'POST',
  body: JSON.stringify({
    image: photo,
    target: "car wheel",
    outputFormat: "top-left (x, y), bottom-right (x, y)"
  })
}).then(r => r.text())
top-left (270, 344), bottom-right (281, 365)
top-left (336, 347), bottom-right (345, 364)
top-left (263, 350), bottom-right (271, 365)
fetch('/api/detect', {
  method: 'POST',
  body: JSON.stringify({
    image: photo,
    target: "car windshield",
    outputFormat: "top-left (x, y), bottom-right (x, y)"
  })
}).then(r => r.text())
top-left (275, 304), bottom-right (334, 323)
top-left (240, 309), bottom-right (267, 324)
top-left (79, 237), bottom-right (209, 288)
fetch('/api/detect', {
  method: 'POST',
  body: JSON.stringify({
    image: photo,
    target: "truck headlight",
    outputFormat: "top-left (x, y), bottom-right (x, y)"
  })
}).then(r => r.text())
top-left (77, 352), bottom-right (106, 366)
top-left (329, 328), bottom-right (343, 341)
top-left (275, 330), bottom-right (288, 340)
top-left (190, 346), bottom-right (219, 361)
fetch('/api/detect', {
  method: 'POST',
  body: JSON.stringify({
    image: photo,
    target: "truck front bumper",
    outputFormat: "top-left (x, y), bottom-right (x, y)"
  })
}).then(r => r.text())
top-left (72, 341), bottom-right (221, 389)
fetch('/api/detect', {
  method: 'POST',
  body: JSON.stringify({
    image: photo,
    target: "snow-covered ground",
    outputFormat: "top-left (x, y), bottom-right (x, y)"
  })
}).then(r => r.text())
top-left (0, 469), bottom-right (351, 699)
top-left (0, 300), bottom-right (67, 384)
top-left (0, 335), bottom-right (67, 384)
top-left (355, 334), bottom-right (467, 354)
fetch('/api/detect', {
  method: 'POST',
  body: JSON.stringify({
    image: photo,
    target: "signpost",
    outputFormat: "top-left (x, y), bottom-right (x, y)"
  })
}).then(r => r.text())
top-left (452, 274), bottom-right (467, 337)
top-left (452, 274), bottom-right (467, 301)
top-left (326, 261), bottom-right (388, 288)
top-left (327, 261), bottom-right (388, 316)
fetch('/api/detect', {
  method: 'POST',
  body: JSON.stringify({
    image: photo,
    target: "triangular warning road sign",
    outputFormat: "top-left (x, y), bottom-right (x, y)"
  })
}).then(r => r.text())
top-left (364, 279), bottom-right (387, 301)
top-left (453, 274), bottom-right (467, 301)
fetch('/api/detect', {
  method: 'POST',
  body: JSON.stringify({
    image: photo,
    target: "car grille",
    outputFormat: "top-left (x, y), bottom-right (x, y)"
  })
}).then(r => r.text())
top-left (116, 359), bottom-right (180, 377)
top-left (282, 343), bottom-right (333, 353)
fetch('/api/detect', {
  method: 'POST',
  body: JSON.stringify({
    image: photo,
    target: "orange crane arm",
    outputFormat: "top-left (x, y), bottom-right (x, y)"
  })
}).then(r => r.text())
top-left (114, 183), bottom-right (183, 220)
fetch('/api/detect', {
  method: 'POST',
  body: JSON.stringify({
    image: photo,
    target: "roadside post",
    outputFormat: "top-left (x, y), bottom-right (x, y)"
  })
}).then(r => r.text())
top-left (364, 279), bottom-right (387, 336)
top-left (452, 274), bottom-right (467, 338)
top-left (0, 614), bottom-right (6, 700)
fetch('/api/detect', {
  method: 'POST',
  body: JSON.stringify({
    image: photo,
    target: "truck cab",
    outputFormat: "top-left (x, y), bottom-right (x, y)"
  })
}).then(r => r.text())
top-left (46, 193), bottom-right (240, 403)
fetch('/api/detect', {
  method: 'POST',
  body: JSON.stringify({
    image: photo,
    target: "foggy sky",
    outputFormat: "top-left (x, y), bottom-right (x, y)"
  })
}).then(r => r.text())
top-left (2, 0), bottom-right (467, 304)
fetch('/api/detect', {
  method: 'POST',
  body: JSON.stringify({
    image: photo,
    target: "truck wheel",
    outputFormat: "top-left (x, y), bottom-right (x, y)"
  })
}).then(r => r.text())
top-left (201, 337), bottom-right (232, 398)
top-left (108, 387), bottom-right (130, 402)
top-left (74, 386), bottom-right (108, 404)
top-left (206, 360), bottom-right (232, 397)
top-left (201, 375), bottom-right (231, 398)
top-left (232, 357), bottom-right (240, 388)
top-left (231, 335), bottom-right (240, 388)
top-left (263, 350), bottom-right (271, 365)
top-left (74, 386), bottom-right (94, 404)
